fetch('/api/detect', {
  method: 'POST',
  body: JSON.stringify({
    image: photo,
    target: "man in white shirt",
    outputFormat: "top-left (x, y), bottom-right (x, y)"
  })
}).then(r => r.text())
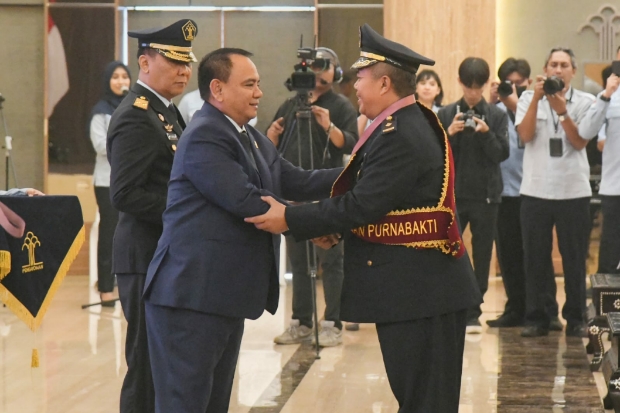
top-left (579, 48), bottom-right (620, 275)
top-left (515, 47), bottom-right (595, 338)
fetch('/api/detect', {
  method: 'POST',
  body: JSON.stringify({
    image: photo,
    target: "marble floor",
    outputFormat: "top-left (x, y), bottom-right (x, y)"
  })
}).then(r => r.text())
top-left (0, 273), bottom-right (610, 413)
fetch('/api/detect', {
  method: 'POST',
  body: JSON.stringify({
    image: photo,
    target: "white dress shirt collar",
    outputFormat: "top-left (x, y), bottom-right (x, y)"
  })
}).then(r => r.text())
top-left (137, 80), bottom-right (172, 107)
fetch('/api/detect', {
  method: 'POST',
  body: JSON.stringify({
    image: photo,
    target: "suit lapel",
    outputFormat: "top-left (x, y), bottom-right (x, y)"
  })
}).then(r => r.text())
top-left (246, 129), bottom-right (273, 191)
top-left (201, 103), bottom-right (268, 189)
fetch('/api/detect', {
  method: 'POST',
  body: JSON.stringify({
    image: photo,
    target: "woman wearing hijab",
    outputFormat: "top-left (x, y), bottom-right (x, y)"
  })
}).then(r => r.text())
top-left (90, 61), bottom-right (131, 306)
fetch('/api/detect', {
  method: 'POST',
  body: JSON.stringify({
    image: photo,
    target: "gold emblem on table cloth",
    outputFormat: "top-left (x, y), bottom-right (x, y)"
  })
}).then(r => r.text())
top-left (614, 299), bottom-right (620, 310)
top-left (22, 232), bottom-right (43, 273)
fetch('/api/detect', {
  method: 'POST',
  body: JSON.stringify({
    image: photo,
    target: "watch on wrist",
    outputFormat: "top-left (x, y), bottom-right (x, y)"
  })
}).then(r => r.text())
top-left (600, 94), bottom-right (611, 102)
top-left (325, 122), bottom-right (335, 135)
top-left (557, 111), bottom-right (568, 122)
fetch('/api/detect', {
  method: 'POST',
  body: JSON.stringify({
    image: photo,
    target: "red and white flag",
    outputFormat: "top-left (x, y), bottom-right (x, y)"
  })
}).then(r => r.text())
top-left (47, 3), bottom-right (69, 118)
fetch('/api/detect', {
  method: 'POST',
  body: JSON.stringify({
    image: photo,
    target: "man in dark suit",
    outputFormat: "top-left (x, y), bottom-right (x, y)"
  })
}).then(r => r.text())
top-left (106, 19), bottom-right (197, 413)
top-left (143, 48), bottom-right (341, 413)
top-left (247, 25), bottom-right (481, 412)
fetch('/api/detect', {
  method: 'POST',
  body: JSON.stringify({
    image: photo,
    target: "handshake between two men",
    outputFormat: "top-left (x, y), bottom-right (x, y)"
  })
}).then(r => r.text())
top-left (245, 196), bottom-right (341, 249)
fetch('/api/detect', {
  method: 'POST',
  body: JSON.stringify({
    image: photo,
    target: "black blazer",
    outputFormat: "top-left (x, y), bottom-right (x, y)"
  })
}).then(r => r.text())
top-left (437, 98), bottom-right (509, 203)
top-left (107, 83), bottom-right (185, 274)
top-left (144, 102), bottom-right (341, 319)
top-left (286, 103), bottom-right (482, 323)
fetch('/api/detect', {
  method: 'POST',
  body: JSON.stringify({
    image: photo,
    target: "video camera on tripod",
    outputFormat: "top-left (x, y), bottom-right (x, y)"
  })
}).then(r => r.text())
top-left (284, 38), bottom-right (331, 110)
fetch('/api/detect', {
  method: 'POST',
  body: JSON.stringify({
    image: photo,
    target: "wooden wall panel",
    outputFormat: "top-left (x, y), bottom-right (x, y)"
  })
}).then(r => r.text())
top-left (384, 0), bottom-right (496, 104)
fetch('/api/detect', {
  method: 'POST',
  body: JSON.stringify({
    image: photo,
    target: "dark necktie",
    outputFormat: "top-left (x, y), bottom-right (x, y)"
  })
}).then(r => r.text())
top-left (168, 103), bottom-right (179, 125)
top-left (239, 130), bottom-right (258, 170)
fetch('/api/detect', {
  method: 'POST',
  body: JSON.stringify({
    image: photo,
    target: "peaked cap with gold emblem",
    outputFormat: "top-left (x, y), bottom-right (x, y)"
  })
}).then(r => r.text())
top-left (129, 19), bottom-right (198, 63)
top-left (351, 24), bottom-right (434, 74)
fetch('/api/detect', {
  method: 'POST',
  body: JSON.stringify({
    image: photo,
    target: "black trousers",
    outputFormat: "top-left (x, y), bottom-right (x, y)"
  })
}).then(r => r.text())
top-left (496, 196), bottom-right (558, 318)
top-left (521, 196), bottom-right (590, 327)
top-left (117, 273), bottom-right (155, 413)
top-left (598, 195), bottom-right (620, 274)
top-left (286, 235), bottom-right (344, 329)
top-left (457, 200), bottom-right (499, 320)
top-left (376, 309), bottom-right (467, 413)
top-left (94, 186), bottom-right (119, 293)
top-left (146, 303), bottom-right (244, 413)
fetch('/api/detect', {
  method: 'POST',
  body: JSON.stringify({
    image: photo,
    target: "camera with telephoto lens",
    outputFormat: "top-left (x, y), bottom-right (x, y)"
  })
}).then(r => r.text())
top-left (497, 81), bottom-right (527, 98)
top-left (543, 76), bottom-right (565, 95)
top-left (460, 110), bottom-right (481, 132)
top-left (497, 81), bottom-right (513, 98)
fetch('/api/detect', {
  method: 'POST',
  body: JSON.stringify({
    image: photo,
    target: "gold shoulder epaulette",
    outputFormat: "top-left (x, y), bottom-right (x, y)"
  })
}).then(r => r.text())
top-left (382, 115), bottom-right (397, 134)
top-left (133, 96), bottom-right (149, 110)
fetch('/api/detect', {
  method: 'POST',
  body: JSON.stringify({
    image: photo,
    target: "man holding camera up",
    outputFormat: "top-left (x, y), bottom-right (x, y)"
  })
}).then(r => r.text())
top-left (437, 57), bottom-right (509, 333)
top-left (267, 48), bottom-right (358, 347)
top-left (487, 59), bottom-right (562, 329)
top-left (579, 49), bottom-right (620, 275)
top-left (516, 47), bottom-right (595, 337)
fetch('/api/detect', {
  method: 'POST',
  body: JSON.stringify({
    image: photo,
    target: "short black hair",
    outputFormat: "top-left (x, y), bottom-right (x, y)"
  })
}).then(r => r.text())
top-left (198, 48), bottom-right (254, 101)
top-left (136, 47), bottom-right (157, 65)
top-left (370, 63), bottom-right (416, 98)
top-left (458, 57), bottom-right (490, 88)
top-left (415, 69), bottom-right (444, 105)
top-left (497, 58), bottom-right (531, 82)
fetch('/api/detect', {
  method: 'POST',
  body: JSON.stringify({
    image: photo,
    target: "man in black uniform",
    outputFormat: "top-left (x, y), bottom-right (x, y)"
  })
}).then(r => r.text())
top-left (106, 19), bottom-right (197, 413)
top-left (266, 47), bottom-right (358, 346)
top-left (247, 24), bottom-right (481, 412)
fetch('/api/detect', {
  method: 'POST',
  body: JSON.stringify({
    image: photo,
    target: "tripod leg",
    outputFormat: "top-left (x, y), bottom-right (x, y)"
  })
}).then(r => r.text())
top-left (307, 241), bottom-right (321, 359)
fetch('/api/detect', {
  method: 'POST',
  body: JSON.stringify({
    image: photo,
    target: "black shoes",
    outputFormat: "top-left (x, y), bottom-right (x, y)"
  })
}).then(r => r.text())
top-left (549, 317), bottom-right (563, 332)
top-left (521, 325), bottom-right (550, 337)
top-left (565, 323), bottom-right (587, 337)
top-left (486, 313), bottom-right (525, 328)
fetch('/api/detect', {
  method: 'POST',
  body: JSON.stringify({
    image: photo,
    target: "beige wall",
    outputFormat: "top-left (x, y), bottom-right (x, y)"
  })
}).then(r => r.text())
top-left (384, 0), bottom-right (496, 104)
top-left (0, 2), bottom-right (45, 191)
top-left (120, 0), bottom-right (315, 132)
top-left (497, 0), bottom-right (618, 91)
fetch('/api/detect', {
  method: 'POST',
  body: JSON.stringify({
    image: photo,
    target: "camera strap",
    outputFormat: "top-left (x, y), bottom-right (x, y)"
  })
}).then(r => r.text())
top-left (548, 101), bottom-right (560, 135)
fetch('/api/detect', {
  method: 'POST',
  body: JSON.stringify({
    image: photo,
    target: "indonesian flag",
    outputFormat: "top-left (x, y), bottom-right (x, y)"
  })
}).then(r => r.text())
top-left (47, 4), bottom-right (69, 118)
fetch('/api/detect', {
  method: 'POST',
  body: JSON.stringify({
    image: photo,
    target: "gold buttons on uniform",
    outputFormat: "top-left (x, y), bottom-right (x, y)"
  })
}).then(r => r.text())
top-left (367, 260), bottom-right (373, 266)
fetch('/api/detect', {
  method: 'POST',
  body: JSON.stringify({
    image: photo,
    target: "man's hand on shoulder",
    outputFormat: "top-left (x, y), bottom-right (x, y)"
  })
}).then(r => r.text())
top-left (245, 196), bottom-right (288, 234)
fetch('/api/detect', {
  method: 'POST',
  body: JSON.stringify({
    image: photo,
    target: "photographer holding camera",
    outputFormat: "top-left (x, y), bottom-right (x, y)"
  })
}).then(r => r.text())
top-left (516, 47), bottom-right (595, 338)
top-left (579, 47), bottom-right (620, 275)
top-left (437, 57), bottom-right (509, 334)
top-left (267, 47), bottom-right (358, 347)
top-left (486, 58), bottom-right (562, 329)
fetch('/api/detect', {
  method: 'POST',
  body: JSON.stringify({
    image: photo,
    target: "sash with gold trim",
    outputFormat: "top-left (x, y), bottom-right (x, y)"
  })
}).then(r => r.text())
top-left (331, 95), bottom-right (465, 258)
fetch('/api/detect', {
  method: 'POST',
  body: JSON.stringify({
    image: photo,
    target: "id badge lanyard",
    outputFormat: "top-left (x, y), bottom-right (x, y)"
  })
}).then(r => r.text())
top-left (547, 88), bottom-right (573, 157)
